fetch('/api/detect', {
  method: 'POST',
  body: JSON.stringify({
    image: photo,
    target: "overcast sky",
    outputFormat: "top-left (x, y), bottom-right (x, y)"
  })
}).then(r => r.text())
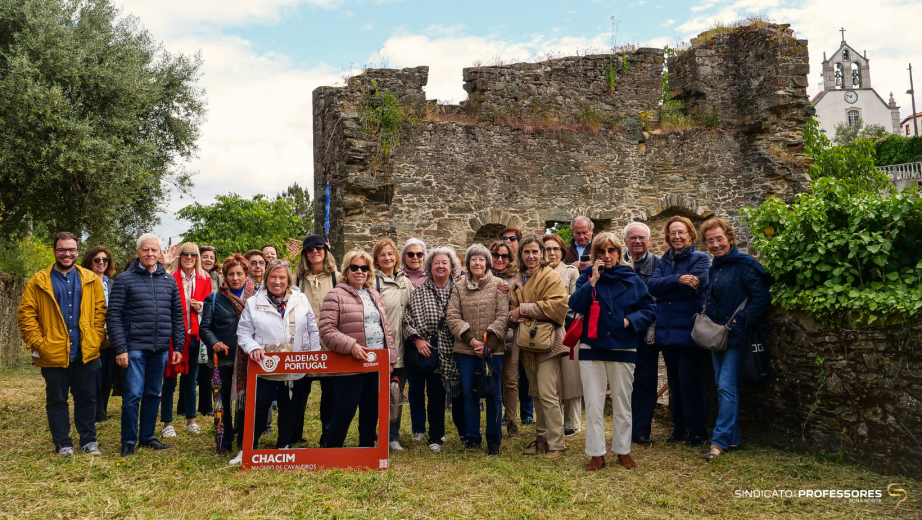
top-left (114, 0), bottom-right (922, 244)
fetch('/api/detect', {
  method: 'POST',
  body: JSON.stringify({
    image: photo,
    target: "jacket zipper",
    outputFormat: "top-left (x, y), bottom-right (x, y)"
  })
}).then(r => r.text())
top-left (149, 271), bottom-right (158, 348)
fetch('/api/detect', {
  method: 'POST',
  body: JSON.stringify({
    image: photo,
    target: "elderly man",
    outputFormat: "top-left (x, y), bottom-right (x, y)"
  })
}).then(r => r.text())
top-left (564, 216), bottom-right (594, 269)
top-left (18, 232), bottom-right (107, 456)
top-left (108, 233), bottom-right (185, 456)
top-left (622, 222), bottom-right (664, 446)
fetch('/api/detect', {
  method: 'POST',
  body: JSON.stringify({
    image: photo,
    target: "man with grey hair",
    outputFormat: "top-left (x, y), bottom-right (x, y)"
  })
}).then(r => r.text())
top-left (623, 222), bottom-right (659, 284)
top-left (564, 216), bottom-right (594, 269)
top-left (107, 233), bottom-right (185, 456)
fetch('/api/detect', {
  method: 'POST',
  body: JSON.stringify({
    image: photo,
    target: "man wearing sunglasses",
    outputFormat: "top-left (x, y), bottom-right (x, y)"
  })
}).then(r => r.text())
top-left (18, 232), bottom-right (107, 456)
top-left (498, 227), bottom-right (522, 254)
top-left (564, 216), bottom-right (595, 271)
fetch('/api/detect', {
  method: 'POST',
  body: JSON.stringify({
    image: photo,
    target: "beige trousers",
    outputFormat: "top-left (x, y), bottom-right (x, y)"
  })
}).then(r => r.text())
top-left (501, 353), bottom-right (518, 424)
top-left (563, 397), bottom-right (582, 430)
top-left (523, 358), bottom-right (565, 451)
top-left (580, 359), bottom-right (634, 457)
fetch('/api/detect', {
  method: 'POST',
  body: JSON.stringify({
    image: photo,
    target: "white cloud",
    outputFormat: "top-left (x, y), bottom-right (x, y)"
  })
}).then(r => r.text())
top-left (660, 19), bottom-right (676, 27)
top-left (363, 23), bottom-right (373, 30)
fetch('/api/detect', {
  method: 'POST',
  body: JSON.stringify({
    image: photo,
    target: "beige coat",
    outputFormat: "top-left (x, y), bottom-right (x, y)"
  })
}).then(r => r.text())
top-left (553, 261), bottom-right (583, 400)
top-left (297, 270), bottom-right (339, 349)
top-left (374, 269), bottom-right (414, 368)
top-left (446, 271), bottom-right (509, 356)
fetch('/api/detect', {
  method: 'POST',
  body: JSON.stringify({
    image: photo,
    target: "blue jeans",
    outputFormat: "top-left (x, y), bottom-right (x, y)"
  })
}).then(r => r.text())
top-left (458, 354), bottom-right (502, 446)
top-left (121, 350), bottom-right (169, 445)
top-left (711, 346), bottom-right (741, 450)
top-left (407, 369), bottom-right (429, 435)
top-left (518, 363), bottom-right (534, 422)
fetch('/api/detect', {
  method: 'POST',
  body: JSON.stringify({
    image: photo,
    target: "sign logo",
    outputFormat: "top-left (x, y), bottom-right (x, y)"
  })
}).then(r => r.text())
top-left (261, 355), bottom-right (281, 372)
top-left (888, 483), bottom-right (907, 508)
top-left (366, 351), bottom-right (377, 363)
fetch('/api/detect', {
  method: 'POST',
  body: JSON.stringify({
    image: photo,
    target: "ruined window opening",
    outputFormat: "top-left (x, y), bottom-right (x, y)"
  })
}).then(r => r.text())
top-left (847, 110), bottom-right (859, 126)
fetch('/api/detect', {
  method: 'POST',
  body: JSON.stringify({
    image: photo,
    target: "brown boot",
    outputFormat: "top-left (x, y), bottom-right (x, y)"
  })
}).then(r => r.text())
top-left (522, 436), bottom-right (549, 455)
top-left (585, 456), bottom-right (605, 471)
top-left (545, 449), bottom-right (566, 460)
top-left (617, 453), bottom-right (637, 469)
top-left (507, 422), bottom-right (520, 439)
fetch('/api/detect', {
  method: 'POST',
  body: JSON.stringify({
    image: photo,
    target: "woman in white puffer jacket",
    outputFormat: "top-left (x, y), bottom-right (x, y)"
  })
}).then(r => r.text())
top-left (237, 260), bottom-right (321, 451)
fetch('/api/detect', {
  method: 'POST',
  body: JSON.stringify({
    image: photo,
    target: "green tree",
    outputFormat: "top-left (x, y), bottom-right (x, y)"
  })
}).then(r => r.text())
top-left (276, 182), bottom-right (314, 237)
top-left (833, 118), bottom-right (889, 146)
top-left (0, 0), bottom-right (206, 259)
top-left (177, 194), bottom-right (303, 259)
top-left (804, 117), bottom-right (890, 193)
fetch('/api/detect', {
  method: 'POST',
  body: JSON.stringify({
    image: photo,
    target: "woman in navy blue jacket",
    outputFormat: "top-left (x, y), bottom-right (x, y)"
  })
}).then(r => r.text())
top-left (646, 216), bottom-right (711, 447)
top-left (570, 232), bottom-right (656, 471)
top-left (699, 218), bottom-right (773, 462)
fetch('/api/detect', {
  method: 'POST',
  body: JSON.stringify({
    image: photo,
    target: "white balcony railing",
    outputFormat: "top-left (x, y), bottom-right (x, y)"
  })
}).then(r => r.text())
top-left (878, 161), bottom-right (922, 182)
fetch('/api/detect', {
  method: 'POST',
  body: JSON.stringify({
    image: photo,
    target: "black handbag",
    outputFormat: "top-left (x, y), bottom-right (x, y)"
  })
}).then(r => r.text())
top-left (404, 321), bottom-right (442, 372)
top-left (472, 352), bottom-right (497, 398)
top-left (739, 317), bottom-right (775, 385)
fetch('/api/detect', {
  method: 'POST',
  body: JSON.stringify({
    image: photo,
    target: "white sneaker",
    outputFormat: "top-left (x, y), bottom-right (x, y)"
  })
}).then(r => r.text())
top-left (389, 441), bottom-right (404, 451)
top-left (429, 443), bottom-right (441, 453)
top-left (185, 423), bottom-right (201, 434)
top-left (81, 442), bottom-right (102, 455)
top-left (56, 446), bottom-right (74, 456)
top-left (162, 425), bottom-right (176, 438)
top-left (229, 451), bottom-right (243, 466)
top-left (412, 433), bottom-right (426, 442)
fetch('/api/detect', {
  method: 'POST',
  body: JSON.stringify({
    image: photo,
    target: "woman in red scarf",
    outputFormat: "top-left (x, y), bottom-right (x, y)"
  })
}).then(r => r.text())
top-left (160, 242), bottom-right (212, 438)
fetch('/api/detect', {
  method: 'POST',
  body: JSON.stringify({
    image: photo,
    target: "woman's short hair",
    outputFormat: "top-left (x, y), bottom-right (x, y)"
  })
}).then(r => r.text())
top-left (517, 234), bottom-right (549, 272)
top-left (198, 246), bottom-right (220, 273)
top-left (465, 243), bottom-right (492, 273)
top-left (221, 253), bottom-right (249, 278)
top-left (339, 248), bottom-right (375, 289)
top-left (372, 238), bottom-right (399, 272)
top-left (664, 216), bottom-right (698, 242)
top-left (244, 249), bottom-right (266, 262)
top-left (698, 218), bottom-right (736, 246)
top-left (424, 246), bottom-right (461, 279)
top-left (81, 246), bottom-right (115, 278)
top-left (172, 242), bottom-right (208, 278)
top-left (265, 260), bottom-right (295, 290)
top-left (489, 240), bottom-right (518, 276)
top-left (590, 232), bottom-right (627, 266)
top-left (400, 238), bottom-right (428, 268)
top-left (542, 234), bottom-right (566, 252)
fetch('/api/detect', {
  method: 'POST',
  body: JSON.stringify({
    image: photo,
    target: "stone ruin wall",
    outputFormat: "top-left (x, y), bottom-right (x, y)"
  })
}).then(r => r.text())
top-left (313, 23), bottom-right (813, 259)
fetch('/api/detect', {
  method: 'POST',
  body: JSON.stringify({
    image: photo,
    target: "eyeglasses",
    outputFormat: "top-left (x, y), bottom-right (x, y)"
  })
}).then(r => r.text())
top-left (668, 231), bottom-right (689, 238)
top-left (180, 252), bottom-right (198, 258)
top-left (268, 260), bottom-right (290, 267)
top-left (54, 248), bottom-right (77, 254)
top-left (303, 246), bottom-right (324, 253)
top-left (500, 236), bottom-right (519, 242)
top-left (348, 264), bottom-right (370, 273)
top-left (93, 257), bottom-right (109, 265)
top-left (626, 235), bottom-right (648, 242)
top-left (545, 247), bottom-right (562, 252)
top-left (492, 253), bottom-right (511, 261)
top-left (705, 237), bottom-right (728, 246)
top-left (405, 252), bottom-right (425, 259)
top-left (250, 260), bottom-right (266, 267)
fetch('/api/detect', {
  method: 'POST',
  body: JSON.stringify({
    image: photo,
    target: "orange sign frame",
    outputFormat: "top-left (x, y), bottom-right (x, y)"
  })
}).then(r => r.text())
top-left (241, 350), bottom-right (389, 471)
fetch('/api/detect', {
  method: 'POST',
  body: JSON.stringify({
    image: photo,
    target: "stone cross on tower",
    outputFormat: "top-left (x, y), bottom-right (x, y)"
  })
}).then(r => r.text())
top-left (840, 27), bottom-right (846, 42)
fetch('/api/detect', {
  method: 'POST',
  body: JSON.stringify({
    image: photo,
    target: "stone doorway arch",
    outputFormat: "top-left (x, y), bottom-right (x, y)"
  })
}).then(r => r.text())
top-left (468, 209), bottom-right (529, 247)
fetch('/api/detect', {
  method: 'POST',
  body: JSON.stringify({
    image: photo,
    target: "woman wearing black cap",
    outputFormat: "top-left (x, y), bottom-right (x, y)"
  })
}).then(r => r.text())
top-left (290, 235), bottom-right (340, 446)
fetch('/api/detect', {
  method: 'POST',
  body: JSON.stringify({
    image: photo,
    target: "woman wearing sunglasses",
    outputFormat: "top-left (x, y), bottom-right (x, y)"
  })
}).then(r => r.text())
top-left (81, 246), bottom-right (117, 422)
top-left (400, 238), bottom-right (428, 288)
top-left (570, 232), bottom-right (656, 470)
top-left (319, 248), bottom-right (396, 448)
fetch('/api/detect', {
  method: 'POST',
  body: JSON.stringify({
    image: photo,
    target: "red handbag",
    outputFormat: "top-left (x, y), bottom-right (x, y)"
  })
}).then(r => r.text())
top-left (563, 315), bottom-right (584, 352)
top-left (587, 289), bottom-right (600, 339)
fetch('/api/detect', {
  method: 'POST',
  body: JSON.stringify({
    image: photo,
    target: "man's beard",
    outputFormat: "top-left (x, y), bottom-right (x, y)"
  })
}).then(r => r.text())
top-left (55, 259), bottom-right (75, 271)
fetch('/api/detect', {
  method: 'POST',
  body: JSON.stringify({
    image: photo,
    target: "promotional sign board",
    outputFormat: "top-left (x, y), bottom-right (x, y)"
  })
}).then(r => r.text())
top-left (241, 350), bottom-right (389, 471)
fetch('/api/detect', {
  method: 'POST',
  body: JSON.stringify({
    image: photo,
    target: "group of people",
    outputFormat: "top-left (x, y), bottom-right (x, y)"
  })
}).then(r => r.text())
top-left (17, 213), bottom-right (773, 470)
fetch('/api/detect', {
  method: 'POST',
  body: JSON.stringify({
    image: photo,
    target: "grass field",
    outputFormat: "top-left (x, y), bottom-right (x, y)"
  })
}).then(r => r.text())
top-left (0, 355), bottom-right (918, 519)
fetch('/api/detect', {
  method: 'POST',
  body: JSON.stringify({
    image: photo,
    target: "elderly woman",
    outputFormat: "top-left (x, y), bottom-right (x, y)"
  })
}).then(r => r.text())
top-left (244, 250), bottom-right (267, 291)
top-left (700, 218), bottom-right (773, 462)
top-left (237, 259), bottom-right (321, 449)
top-left (199, 246), bottom-right (222, 292)
top-left (447, 243), bottom-right (508, 455)
top-left (402, 246), bottom-right (460, 452)
top-left (262, 244), bottom-right (279, 262)
top-left (571, 232), bottom-right (656, 470)
top-left (372, 238), bottom-right (415, 451)
top-left (320, 249), bottom-right (397, 448)
top-left (200, 254), bottom-right (255, 464)
top-left (160, 242), bottom-right (211, 438)
top-left (400, 238), bottom-right (428, 288)
top-left (81, 246), bottom-right (117, 422)
top-left (646, 216), bottom-right (711, 447)
top-left (509, 235), bottom-right (569, 458)
top-left (543, 234), bottom-right (583, 436)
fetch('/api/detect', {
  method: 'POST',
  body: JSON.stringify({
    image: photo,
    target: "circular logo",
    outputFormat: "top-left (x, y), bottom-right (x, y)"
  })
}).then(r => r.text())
top-left (261, 355), bottom-right (280, 372)
top-left (366, 351), bottom-right (377, 363)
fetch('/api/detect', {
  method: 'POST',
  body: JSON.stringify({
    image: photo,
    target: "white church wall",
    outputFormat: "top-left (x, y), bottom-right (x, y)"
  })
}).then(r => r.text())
top-left (815, 90), bottom-right (895, 140)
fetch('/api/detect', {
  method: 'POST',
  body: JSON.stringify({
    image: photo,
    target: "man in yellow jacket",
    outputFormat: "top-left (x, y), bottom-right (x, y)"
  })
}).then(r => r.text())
top-left (18, 232), bottom-right (107, 456)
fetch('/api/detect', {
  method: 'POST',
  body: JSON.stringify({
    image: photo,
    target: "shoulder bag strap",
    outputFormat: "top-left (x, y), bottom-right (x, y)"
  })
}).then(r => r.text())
top-left (288, 307), bottom-right (297, 344)
top-left (726, 296), bottom-right (749, 327)
top-left (701, 269), bottom-right (718, 314)
top-left (376, 275), bottom-right (381, 294)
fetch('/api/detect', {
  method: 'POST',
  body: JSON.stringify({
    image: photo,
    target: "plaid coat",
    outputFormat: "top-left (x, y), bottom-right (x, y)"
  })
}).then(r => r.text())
top-left (402, 278), bottom-right (459, 393)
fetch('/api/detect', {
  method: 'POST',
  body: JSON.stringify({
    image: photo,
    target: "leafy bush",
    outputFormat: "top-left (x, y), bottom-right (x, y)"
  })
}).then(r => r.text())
top-left (874, 134), bottom-right (922, 166)
top-left (803, 118), bottom-right (890, 193)
top-left (0, 236), bottom-right (54, 280)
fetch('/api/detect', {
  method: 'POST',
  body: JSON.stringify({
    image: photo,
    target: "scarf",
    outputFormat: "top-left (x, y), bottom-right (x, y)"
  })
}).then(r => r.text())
top-left (403, 278), bottom-right (461, 396)
top-left (224, 279), bottom-right (255, 408)
top-left (267, 289), bottom-right (291, 316)
top-left (710, 247), bottom-right (775, 286)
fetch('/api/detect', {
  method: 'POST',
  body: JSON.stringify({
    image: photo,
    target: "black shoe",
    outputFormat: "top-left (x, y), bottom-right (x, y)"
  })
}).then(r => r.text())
top-left (120, 443), bottom-right (135, 456)
top-left (565, 428), bottom-right (578, 437)
top-left (522, 417), bottom-right (535, 425)
top-left (632, 435), bottom-right (653, 446)
top-left (685, 435), bottom-right (707, 447)
top-left (488, 443), bottom-right (500, 456)
top-left (464, 440), bottom-right (482, 450)
top-left (667, 431), bottom-right (687, 443)
top-left (139, 438), bottom-right (172, 451)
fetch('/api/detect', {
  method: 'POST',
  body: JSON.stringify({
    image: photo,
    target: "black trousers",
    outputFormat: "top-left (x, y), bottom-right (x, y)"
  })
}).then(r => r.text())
top-left (253, 377), bottom-right (297, 449)
top-left (632, 340), bottom-right (671, 438)
top-left (667, 346), bottom-right (709, 438)
top-left (290, 376), bottom-right (336, 446)
top-left (96, 348), bottom-right (118, 422)
top-left (408, 369), bottom-right (447, 444)
top-left (327, 373), bottom-right (379, 448)
top-left (217, 365), bottom-right (240, 452)
top-left (41, 357), bottom-right (101, 449)
top-left (197, 360), bottom-right (214, 415)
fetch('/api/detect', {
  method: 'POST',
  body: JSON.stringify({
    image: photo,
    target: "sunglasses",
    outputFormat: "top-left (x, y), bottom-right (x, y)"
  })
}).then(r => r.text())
top-left (599, 247), bottom-right (619, 255)
top-left (180, 252), bottom-right (198, 258)
top-left (93, 257), bottom-right (110, 265)
top-left (405, 252), bottom-right (425, 259)
top-left (492, 253), bottom-right (511, 261)
top-left (349, 264), bottom-right (371, 273)
top-left (500, 236), bottom-right (519, 242)
top-left (303, 246), bottom-right (325, 253)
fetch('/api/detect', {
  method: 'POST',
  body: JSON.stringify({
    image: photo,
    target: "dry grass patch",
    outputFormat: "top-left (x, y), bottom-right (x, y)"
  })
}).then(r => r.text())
top-left (0, 356), bottom-right (918, 519)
